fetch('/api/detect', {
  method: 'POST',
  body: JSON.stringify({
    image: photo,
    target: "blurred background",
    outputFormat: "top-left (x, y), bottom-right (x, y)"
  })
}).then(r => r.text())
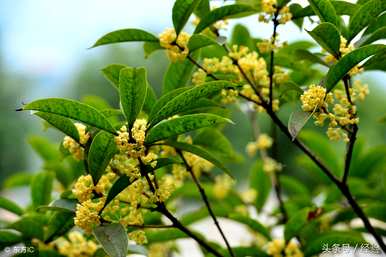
top-left (0, 0), bottom-right (385, 255)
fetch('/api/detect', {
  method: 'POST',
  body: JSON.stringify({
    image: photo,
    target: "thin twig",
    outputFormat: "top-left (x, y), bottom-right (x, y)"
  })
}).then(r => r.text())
top-left (177, 150), bottom-right (235, 257)
top-left (268, 10), bottom-right (280, 109)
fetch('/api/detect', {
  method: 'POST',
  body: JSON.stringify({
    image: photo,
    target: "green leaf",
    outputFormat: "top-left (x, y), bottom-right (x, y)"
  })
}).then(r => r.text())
top-left (23, 98), bottom-right (116, 134)
top-left (146, 114), bottom-right (232, 144)
top-left (38, 199), bottom-right (77, 213)
top-left (295, 49), bottom-right (328, 66)
top-left (280, 175), bottom-right (310, 197)
top-left (28, 136), bottom-right (61, 161)
top-left (31, 171), bottom-right (54, 207)
top-left (304, 231), bottom-right (365, 256)
top-left (250, 160), bottom-right (271, 211)
top-left (231, 24), bottom-right (254, 50)
top-left (143, 41), bottom-right (163, 58)
top-left (88, 131), bottom-right (117, 183)
top-left (172, 0), bottom-right (201, 34)
top-left (0, 229), bottom-right (23, 246)
top-left (45, 211), bottom-right (74, 242)
top-left (9, 214), bottom-right (45, 240)
top-left (92, 28), bottom-right (159, 48)
top-left (292, 1), bottom-right (357, 20)
top-left (228, 214), bottom-right (271, 240)
top-left (146, 228), bottom-right (188, 243)
top-left (93, 223), bottom-right (128, 257)
top-left (143, 85), bottom-right (158, 114)
top-left (0, 197), bottom-right (23, 216)
top-left (35, 112), bottom-right (80, 143)
top-left (284, 208), bottom-right (310, 241)
top-left (188, 34), bottom-right (218, 52)
top-left (307, 22), bottom-right (340, 56)
top-left (101, 64), bottom-right (127, 89)
top-left (165, 140), bottom-right (233, 176)
top-left (162, 57), bottom-right (196, 94)
top-left (358, 27), bottom-right (386, 46)
top-left (363, 50), bottom-right (386, 71)
top-left (307, 0), bottom-right (338, 26)
top-left (363, 12), bottom-right (386, 35)
top-left (150, 81), bottom-right (237, 126)
top-left (2, 172), bottom-right (33, 189)
top-left (194, 4), bottom-right (256, 33)
top-left (119, 67), bottom-right (148, 127)
top-left (348, 0), bottom-right (383, 42)
top-left (103, 175), bottom-right (132, 211)
top-left (149, 87), bottom-right (190, 121)
top-left (325, 44), bottom-right (385, 91)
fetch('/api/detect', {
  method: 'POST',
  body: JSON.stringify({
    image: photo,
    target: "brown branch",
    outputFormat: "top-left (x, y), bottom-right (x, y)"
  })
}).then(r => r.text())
top-left (177, 151), bottom-right (235, 257)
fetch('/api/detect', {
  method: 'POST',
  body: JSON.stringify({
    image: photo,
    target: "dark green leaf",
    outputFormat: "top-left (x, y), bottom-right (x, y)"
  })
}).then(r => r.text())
top-left (165, 140), bottom-right (233, 176)
top-left (325, 44), bottom-right (385, 91)
top-left (31, 171), bottom-right (54, 207)
top-left (188, 34), bottom-right (218, 52)
top-left (307, 0), bottom-right (339, 26)
top-left (162, 57), bottom-right (196, 94)
top-left (101, 64), bottom-right (127, 89)
top-left (228, 213), bottom-right (271, 240)
top-left (88, 131), bottom-right (117, 183)
top-left (363, 50), bottom-right (386, 71)
top-left (295, 49), bottom-right (328, 66)
top-left (307, 22), bottom-right (340, 56)
top-left (119, 67), bottom-right (148, 127)
top-left (103, 175), bottom-right (131, 211)
top-left (150, 81), bottom-right (237, 126)
top-left (250, 160), bottom-right (271, 211)
top-left (348, 0), bottom-right (383, 42)
top-left (146, 114), bottom-right (232, 144)
top-left (194, 4), bottom-right (256, 33)
top-left (358, 27), bottom-right (386, 46)
top-left (280, 175), bottom-right (310, 197)
top-left (93, 223), bottom-right (128, 257)
top-left (45, 211), bottom-right (74, 242)
top-left (363, 12), bottom-right (386, 35)
top-left (304, 231), bottom-right (365, 256)
top-left (143, 84), bottom-right (158, 114)
top-left (9, 214), bottom-right (45, 240)
top-left (35, 112), bottom-right (80, 143)
top-left (292, 1), bottom-right (357, 19)
top-left (194, 0), bottom-right (210, 18)
top-left (231, 24), bottom-right (254, 49)
top-left (173, 0), bottom-right (201, 34)
top-left (23, 98), bottom-right (116, 134)
top-left (284, 208), bottom-right (310, 241)
top-left (92, 29), bottom-right (159, 48)
top-left (0, 197), bottom-right (23, 216)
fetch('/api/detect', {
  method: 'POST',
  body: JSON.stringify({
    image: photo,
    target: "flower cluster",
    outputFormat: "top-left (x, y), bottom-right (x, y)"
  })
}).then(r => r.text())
top-left (301, 81), bottom-right (369, 141)
top-left (266, 239), bottom-right (303, 257)
top-left (259, 0), bottom-right (292, 24)
top-left (159, 28), bottom-right (190, 62)
top-left (213, 174), bottom-right (234, 199)
top-left (54, 231), bottom-right (98, 257)
top-left (74, 197), bottom-right (105, 233)
top-left (128, 230), bottom-right (147, 244)
top-left (62, 123), bottom-right (90, 160)
top-left (148, 242), bottom-right (172, 257)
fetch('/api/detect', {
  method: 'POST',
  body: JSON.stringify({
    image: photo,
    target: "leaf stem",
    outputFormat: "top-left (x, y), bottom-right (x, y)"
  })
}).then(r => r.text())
top-left (178, 150), bottom-right (235, 257)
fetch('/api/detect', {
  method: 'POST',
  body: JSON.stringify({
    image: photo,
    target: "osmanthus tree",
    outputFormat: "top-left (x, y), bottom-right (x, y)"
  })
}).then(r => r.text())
top-left (1, 0), bottom-right (386, 256)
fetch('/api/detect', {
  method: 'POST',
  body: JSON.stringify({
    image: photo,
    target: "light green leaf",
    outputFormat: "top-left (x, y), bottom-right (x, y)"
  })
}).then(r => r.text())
top-left (194, 4), bottom-right (256, 33)
top-left (143, 41), bottom-right (163, 58)
top-left (292, 1), bottom-right (357, 19)
top-left (28, 135), bottom-right (61, 161)
top-left (2, 172), bottom-right (33, 189)
top-left (119, 67), bottom-right (148, 127)
top-left (22, 98), bottom-right (116, 134)
top-left (88, 131), bottom-right (118, 183)
top-left (307, 22), bottom-right (340, 56)
top-left (228, 214), bottom-right (271, 240)
top-left (173, 0), bottom-right (201, 34)
top-left (165, 140), bottom-right (233, 176)
top-left (304, 231), bottom-right (365, 256)
top-left (38, 199), bottom-right (77, 213)
top-left (0, 229), bottom-right (23, 245)
top-left (150, 81), bottom-right (237, 126)
top-left (280, 175), bottom-right (310, 197)
top-left (0, 197), bottom-right (23, 216)
top-left (93, 223), bottom-right (128, 257)
top-left (188, 34), bottom-right (218, 52)
top-left (325, 44), bottom-right (385, 91)
top-left (348, 0), bottom-right (383, 42)
top-left (35, 112), bottom-right (80, 143)
top-left (250, 160), bottom-right (271, 211)
top-left (145, 113), bottom-right (232, 144)
top-left (101, 64), bottom-right (127, 89)
top-left (146, 228), bottom-right (188, 243)
top-left (31, 171), bottom-right (54, 207)
top-left (231, 24), bottom-right (254, 49)
top-left (307, 0), bottom-right (339, 26)
top-left (194, 0), bottom-right (210, 18)
top-left (92, 28), bottom-right (159, 48)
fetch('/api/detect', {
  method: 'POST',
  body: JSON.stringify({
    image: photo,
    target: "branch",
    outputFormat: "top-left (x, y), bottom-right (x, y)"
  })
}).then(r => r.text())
top-left (268, 11), bottom-right (280, 109)
top-left (177, 150), bottom-right (235, 257)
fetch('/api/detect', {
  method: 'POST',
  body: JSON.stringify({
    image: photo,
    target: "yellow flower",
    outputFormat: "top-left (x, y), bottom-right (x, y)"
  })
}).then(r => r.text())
top-left (256, 134), bottom-right (273, 150)
top-left (192, 69), bottom-right (207, 85)
top-left (148, 243), bottom-right (171, 257)
top-left (54, 231), bottom-right (98, 257)
top-left (266, 239), bottom-right (285, 256)
top-left (156, 175), bottom-right (176, 202)
top-left (213, 174), bottom-right (234, 199)
top-left (72, 175), bottom-right (94, 203)
top-left (128, 230), bottom-right (147, 244)
top-left (240, 189), bottom-right (257, 204)
top-left (131, 118), bottom-right (147, 144)
top-left (300, 85), bottom-right (326, 112)
top-left (95, 172), bottom-right (117, 195)
top-left (74, 198), bottom-right (105, 234)
top-left (159, 28), bottom-right (190, 62)
top-left (263, 157), bottom-right (282, 173)
top-left (262, 0), bottom-right (277, 14)
top-left (63, 123), bottom-right (90, 160)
